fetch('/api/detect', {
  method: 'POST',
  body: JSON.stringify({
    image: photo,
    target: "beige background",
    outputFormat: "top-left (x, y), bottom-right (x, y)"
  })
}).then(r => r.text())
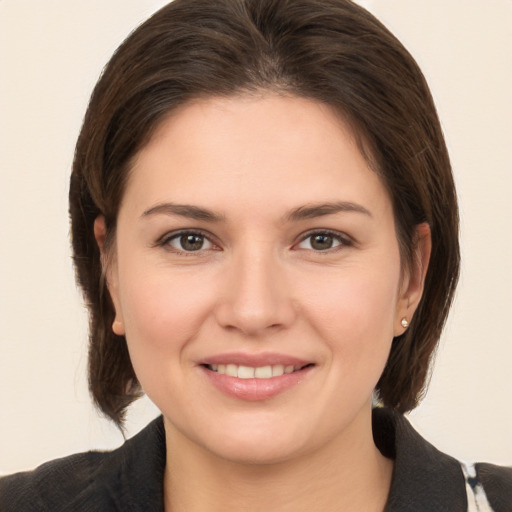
top-left (1, 0), bottom-right (511, 474)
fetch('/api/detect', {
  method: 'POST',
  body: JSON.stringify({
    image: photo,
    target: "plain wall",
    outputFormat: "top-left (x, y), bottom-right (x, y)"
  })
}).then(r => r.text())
top-left (1, 0), bottom-right (511, 474)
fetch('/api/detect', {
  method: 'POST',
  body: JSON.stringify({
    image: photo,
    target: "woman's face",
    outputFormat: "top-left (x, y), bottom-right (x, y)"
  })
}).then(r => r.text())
top-left (103, 95), bottom-right (427, 464)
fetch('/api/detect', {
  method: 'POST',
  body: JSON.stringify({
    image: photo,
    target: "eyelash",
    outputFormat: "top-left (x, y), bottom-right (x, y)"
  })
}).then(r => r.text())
top-left (157, 230), bottom-right (219, 255)
top-left (156, 229), bottom-right (353, 255)
top-left (295, 229), bottom-right (353, 253)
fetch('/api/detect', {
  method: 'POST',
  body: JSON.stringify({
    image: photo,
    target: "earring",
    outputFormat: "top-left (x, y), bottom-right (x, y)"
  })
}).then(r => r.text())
top-left (112, 319), bottom-right (125, 335)
top-left (401, 318), bottom-right (409, 329)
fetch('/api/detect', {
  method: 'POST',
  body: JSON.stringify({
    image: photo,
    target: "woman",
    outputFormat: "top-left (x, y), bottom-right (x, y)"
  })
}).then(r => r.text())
top-left (1, 0), bottom-right (510, 510)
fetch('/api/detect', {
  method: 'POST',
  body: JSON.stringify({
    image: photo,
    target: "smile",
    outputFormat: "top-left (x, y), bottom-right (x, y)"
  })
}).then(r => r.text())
top-left (207, 364), bottom-right (300, 379)
top-left (201, 357), bottom-right (315, 401)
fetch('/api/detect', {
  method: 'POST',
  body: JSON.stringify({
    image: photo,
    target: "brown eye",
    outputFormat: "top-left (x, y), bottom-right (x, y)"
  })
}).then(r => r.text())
top-left (166, 232), bottom-right (213, 252)
top-left (310, 234), bottom-right (335, 250)
top-left (180, 234), bottom-right (205, 251)
top-left (296, 231), bottom-right (348, 251)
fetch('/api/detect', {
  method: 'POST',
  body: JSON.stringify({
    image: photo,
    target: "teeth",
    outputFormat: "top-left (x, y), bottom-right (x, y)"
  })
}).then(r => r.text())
top-left (226, 364), bottom-right (238, 377)
top-left (238, 365), bottom-right (255, 379)
top-left (254, 366), bottom-right (272, 378)
top-left (209, 363), bottom-right (302, 379)
top-left (272, 365), bottom-right (284, 377)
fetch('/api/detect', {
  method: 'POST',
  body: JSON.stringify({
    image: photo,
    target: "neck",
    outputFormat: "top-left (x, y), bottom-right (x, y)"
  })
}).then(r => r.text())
top-left (163, 408), bottom-right (393, 512)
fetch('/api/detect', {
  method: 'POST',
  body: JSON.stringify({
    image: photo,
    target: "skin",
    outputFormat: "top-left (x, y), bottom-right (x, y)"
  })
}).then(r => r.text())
top-left (95, 94), bottom-right (430, 511)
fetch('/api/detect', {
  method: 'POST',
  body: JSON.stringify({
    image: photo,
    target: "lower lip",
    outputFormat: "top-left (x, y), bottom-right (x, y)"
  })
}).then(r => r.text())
top-left (201, 366), bottom-right (313, 401)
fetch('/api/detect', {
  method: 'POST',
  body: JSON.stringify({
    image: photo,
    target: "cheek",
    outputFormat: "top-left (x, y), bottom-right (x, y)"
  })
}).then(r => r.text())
top-left (298, 262), bottom-right (401, 367)
top-left (119, 273), bottom-right (213, 345)
top-left (114, 259), bottom-right (218, 391)
top-left (117, 276), bottom-right (211, 406)
top-left (303, 265), bottom-right (399, 327)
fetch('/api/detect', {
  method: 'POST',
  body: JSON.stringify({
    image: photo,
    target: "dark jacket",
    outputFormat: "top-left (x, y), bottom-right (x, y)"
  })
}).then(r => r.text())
top-left (1, 408), bottom-right (510, 511)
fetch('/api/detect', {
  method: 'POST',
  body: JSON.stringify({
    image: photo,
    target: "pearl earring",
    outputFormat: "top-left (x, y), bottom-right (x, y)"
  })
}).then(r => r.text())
top-left (401, 318), bottom-right (409, 329)
top-left (112, 319), bottom-right (124, 335)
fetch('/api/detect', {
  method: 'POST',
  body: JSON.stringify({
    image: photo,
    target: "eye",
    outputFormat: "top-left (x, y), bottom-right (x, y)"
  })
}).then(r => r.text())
top-left (296, 231), bottom-right (350, 251)
top-left (164, 231), bottom-right (215, 252)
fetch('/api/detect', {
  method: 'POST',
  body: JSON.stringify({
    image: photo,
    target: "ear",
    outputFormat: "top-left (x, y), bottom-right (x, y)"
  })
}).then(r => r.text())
top-left (394, 222), bottom-right (431, 336)
top-left (94, 215), bottom-right (125, 336)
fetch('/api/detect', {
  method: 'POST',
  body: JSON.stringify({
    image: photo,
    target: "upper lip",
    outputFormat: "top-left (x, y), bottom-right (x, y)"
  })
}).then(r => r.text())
top-left (200, 352), bottom-right (313, 368)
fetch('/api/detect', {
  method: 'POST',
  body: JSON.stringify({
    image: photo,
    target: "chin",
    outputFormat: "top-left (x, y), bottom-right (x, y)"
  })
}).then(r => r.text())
top-left (207, 436), bottom-right (305, 466)
top-left (194, 415), bottom-right (317, 466)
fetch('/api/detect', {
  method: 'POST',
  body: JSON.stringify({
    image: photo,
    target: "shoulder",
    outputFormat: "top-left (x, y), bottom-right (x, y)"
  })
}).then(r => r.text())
top-left (475, 462), bottom-right (512, 512)
top-left (373, 407), bottom-right (512, 512)
top-left (0, 416), bottom-right (166, 512)
top-left (0, 451), bottom-right (110, 511)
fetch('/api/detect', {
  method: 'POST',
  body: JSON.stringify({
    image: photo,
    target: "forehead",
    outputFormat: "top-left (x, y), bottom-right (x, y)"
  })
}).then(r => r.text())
top-left (124, 94), bottom-right (391, 219)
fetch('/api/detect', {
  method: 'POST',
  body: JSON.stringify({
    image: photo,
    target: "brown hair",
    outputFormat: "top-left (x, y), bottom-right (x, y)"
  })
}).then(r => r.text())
top-left (70, 0), bottom-right (459, 426)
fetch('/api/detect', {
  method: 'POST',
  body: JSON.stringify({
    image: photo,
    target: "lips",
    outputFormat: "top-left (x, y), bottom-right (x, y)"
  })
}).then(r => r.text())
top-left (200, 353), bottom-right (314, 401)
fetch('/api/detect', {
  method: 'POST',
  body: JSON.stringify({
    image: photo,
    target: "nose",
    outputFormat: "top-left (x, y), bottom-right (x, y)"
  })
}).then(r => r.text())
top-left (214, 246), bottom-right (297, 336)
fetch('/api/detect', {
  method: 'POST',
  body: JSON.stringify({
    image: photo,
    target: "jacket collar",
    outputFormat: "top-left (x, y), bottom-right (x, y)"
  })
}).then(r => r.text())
top-left (111, 408), bottom-right (467, 511)
top-left (373, 407), bottom-right (466, 511)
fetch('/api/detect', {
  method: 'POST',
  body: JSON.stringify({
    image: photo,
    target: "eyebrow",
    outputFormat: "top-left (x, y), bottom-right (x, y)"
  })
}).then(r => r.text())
top-left (285, 201), bottom-right (372, 222)
top-left (141, 203), bottom-right (225, 222)
top-left (141, 200), bottom-right (372, 223)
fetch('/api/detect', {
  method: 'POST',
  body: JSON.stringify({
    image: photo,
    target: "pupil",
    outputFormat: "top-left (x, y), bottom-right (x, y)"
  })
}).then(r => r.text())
top-left (311, 234), bottom-right (333, 250)
top-left (181, 234), bottom-right (204, 251)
